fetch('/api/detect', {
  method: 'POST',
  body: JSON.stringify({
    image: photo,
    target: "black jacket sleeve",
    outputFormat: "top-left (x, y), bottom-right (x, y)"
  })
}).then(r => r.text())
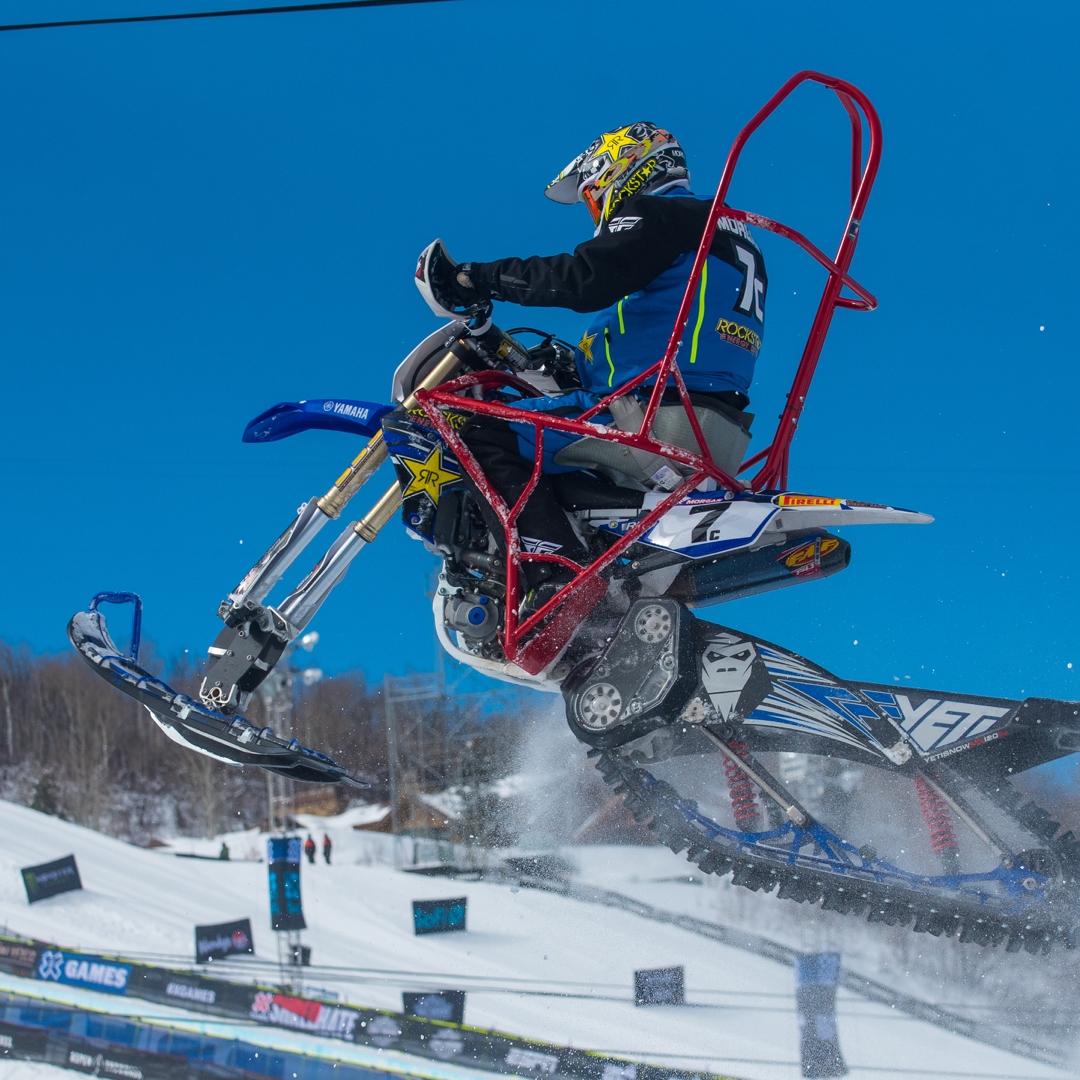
top-left (467, 195), bottom-right (757, 314)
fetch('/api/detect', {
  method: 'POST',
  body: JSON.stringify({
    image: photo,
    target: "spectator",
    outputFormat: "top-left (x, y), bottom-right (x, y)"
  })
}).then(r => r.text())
top-left (218, 842), bottom-right (230, 861)
top-left (322, 833), bottom-right (332, 865)
top-left (303, 834), bottom-right (316, 864)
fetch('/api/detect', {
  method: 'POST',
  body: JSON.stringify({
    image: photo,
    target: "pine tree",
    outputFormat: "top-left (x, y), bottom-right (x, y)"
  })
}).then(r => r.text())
top-left (30, 777), bottom-right (59, 817)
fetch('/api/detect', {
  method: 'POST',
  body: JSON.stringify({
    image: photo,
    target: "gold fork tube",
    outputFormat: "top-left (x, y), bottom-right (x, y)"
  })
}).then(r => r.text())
top-left (354, 484), bottom-right (404, 543)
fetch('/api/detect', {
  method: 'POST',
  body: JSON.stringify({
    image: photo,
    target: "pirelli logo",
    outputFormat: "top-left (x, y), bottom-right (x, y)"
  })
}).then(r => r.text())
top-left (775, 495), bottom-right (842, 508)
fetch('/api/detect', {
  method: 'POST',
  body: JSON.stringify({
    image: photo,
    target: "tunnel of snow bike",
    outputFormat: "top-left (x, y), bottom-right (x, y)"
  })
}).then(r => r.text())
top-left (414, 70), bottom-right (882, 676)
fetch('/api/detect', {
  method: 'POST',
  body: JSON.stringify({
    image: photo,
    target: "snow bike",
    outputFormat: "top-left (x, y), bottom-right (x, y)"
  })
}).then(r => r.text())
top-left (69, 72), bottom-right (1080, 953)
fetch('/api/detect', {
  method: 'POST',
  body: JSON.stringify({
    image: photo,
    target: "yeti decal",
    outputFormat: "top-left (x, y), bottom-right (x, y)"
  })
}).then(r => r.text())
top-left (701, 633), bottom-right (758, 720)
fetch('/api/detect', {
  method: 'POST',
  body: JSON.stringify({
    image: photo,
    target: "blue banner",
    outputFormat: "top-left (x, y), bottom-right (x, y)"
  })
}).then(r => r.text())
top-left (412, 897), bottom-right (467, 935)
top-left (267, 838), bottom-right (305, 932)
top-left (36, 949), bottom-right (131, 995)
top-left (243, 399), bottom-right (391, 443)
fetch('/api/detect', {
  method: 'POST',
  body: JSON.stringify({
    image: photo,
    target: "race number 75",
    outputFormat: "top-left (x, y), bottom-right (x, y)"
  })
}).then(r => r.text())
top-left (735, 245), bottom-right (765, 322)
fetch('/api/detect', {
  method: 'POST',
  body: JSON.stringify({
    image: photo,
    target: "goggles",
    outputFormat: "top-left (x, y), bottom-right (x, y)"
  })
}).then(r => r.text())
top-left (581, 186), bottom-right (604, 226)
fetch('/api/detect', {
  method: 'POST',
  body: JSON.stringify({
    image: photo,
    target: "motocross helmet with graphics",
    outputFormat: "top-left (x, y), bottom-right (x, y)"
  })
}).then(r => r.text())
top-left (544, 122), bottom-right (689, 226)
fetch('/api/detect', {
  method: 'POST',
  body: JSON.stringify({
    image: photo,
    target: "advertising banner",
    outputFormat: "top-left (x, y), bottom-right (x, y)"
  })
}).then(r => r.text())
top-left (267, 838), bottom-right (306, 931)
top-left (249, 989), bottom-right (359, 1039)
top-left (794, 952), bottom-right (847, 1079)
top-left (403, 990), bottom-right (466, 1025)
top-left (0, 1019), bottom-right (47, 1059)
top-left (633, 966), bottom-right (684, 1006)
top-left (36, 949), bottom-right (131, 995)
top-left (411, 897), bottom-right (467, 935)
top-left (194, 918), bottom-right (254, 963)
top-left (0, 931), bottom-right (726, 1080)
top-left (0, 941), bottom-right (39, 978)
top-left (21, 855), bottom-right (81, 904)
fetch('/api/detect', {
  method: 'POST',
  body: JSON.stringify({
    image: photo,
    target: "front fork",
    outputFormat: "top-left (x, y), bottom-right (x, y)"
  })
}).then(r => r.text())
top-left (199, 346), bottom-right (464, 712)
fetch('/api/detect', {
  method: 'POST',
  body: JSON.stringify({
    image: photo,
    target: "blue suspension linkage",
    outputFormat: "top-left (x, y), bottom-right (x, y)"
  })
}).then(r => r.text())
top-left (641, 771), bottom-right (1048, 912)
top-left (89, 592), bottom-right (142, 662)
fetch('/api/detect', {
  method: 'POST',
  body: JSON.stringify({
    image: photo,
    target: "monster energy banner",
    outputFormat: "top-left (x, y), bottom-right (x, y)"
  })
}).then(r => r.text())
top-left (267, 838), bottom-right (306, 931)
top-left (795, 953), bottom-right (847, 1078)
top-left (21, 855), bottom-right (81, 904)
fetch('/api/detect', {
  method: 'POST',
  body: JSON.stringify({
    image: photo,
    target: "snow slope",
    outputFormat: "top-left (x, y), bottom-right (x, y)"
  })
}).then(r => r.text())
top-left (0, 801), bottom-right (1069, 1080)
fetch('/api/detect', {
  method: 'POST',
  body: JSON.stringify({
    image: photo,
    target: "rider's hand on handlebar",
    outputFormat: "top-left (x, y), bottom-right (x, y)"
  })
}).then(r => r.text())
top-left (430, 250), bottom-right (486, 310)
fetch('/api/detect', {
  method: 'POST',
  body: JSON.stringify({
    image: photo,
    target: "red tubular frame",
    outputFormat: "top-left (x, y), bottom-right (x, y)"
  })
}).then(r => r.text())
top-left (414, 72), bottom-right (882, 674)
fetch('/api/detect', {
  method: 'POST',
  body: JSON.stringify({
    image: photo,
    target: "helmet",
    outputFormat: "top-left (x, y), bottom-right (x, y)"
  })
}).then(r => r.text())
top-left (544, 122), bottom-right (688, 226)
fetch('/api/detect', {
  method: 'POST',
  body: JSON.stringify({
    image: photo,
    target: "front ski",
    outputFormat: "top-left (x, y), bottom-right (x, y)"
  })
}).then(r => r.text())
top-left (68, 593), bottom-right (366, 787)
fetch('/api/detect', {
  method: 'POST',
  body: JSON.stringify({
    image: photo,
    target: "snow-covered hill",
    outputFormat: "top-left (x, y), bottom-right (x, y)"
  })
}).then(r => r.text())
top-left (0, 800), bottom-right (1068, 1080)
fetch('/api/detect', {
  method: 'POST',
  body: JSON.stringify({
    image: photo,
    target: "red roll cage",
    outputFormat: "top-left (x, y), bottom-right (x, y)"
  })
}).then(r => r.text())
top-left (414, 71), bottom-right (882, 677)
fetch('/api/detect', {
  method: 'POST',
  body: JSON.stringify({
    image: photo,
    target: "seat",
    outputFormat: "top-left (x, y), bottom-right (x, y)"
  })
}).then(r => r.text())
top-left (552, 396), bottom-right (752, 487)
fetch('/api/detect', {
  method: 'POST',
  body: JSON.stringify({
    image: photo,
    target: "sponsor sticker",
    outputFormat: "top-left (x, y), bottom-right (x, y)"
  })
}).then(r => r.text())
top-left (926, 729), bottom-right (1010, 762)
top-left (780, 537), bottom-right (840, 569)
top-left (775, 495), bottom-right (842, 509)
top-left (400, 448), bottom-right (461, 507)
top-left (715, 317), bottom-right (761, 357)
top-left (406, 407), bottom-right (470, 431)
top-left (892, 695), bottom-right (1011, 753)
top-left (321, 401), bottom-right (372, 421)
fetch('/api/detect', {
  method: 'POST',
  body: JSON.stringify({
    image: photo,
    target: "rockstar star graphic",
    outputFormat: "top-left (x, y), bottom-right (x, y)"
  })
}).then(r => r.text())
top-left (595, 126), bottom-right (638, 162)
top-left (400, 447), bottom-right (460, 506)
top-left (577, 331), bottom-right (596, 363)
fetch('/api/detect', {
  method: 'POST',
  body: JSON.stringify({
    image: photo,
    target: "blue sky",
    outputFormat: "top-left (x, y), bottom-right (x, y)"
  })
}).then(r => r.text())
top-left (1, 0), bottom-right (1077, 706)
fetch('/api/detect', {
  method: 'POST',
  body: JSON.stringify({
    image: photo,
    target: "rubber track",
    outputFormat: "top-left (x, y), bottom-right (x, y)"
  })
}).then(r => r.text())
top-left (591, 749), bottom-right (1080, 955)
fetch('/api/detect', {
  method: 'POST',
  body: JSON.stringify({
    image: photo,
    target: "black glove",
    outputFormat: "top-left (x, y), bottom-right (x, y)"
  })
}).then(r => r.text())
top-left (429, 247), bottom-right (486, 311)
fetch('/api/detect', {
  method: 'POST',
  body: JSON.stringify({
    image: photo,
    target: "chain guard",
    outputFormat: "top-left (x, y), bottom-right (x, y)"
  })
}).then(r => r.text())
top-left (591, 748), bottom-right (1080, 954)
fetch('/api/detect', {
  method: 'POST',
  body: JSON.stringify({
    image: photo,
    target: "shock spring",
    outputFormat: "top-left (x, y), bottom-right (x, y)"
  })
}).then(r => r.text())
top-left (914, 775), bottom-right (960, 873)
top-left (724, 741), bottom-right (763, 832)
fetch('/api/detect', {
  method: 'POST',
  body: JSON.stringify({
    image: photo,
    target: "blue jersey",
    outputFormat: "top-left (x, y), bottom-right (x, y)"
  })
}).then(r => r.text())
top-left (472, 188), bottom-right (767, 400)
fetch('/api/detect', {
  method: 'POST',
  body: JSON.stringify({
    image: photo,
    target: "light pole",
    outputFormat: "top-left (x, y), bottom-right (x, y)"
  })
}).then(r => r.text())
top-left (260, 630), bottom-right (321, 990)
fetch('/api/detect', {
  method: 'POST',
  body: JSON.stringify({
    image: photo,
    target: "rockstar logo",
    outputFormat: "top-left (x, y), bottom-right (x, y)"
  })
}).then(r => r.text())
top-left (577, 330), bottom-right (596, 363)
top-left (400, 447), bottom-right (460, 506)
top-left (596, 126), bottom-right (639, 162)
